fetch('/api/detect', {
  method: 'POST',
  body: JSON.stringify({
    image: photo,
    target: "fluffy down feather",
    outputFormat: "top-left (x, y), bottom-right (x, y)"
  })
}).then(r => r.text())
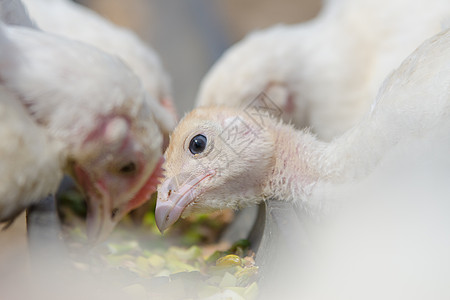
top-left (0, 86), bottom-right (63, 225)
top-left (23, 0), bottom-right (177, 125)
top-left (197, 0), bottom-right (450, 141)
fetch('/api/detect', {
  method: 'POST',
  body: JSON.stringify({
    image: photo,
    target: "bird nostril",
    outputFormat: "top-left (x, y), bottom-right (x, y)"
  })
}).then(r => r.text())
top-left (168, 190), bottom-right (172, 197)
top-left (111, 208), bottom-right (119, 219)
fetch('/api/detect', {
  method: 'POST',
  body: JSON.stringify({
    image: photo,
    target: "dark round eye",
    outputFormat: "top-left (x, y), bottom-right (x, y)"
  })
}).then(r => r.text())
top-left (119, 162), bottom-right (136, 174)
top-left (189, 134), bottom-right (207, 155)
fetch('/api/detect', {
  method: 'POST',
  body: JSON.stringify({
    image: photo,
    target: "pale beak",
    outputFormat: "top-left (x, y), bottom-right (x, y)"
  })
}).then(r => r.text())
top-left (155, 171), bottom-right (214, 233)
top-left (73, 165), bottom-right (118, 243)
top-left (85, 187), bottom-right (118, 243)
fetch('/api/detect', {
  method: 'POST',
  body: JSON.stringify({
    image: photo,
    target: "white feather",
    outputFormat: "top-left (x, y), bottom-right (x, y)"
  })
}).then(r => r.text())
top-left (0, 86), bottom-right (63, 221)
top-left (197, 0), bottom-right (450, 141)
top-left (22, 0), bottom-right (175, 122)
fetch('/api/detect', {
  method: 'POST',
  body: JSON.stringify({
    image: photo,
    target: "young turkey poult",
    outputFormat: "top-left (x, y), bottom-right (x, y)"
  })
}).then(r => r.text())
top-left (0, 24), bottom-right (166, 242)
top-left (155, 28), bottom-right (450, 232)
top-left (196, 0), bottom-right (450, 141)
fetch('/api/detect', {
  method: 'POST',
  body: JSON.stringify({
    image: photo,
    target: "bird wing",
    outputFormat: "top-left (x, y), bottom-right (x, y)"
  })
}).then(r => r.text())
top-left (0, 86), bottom-right (63, 223)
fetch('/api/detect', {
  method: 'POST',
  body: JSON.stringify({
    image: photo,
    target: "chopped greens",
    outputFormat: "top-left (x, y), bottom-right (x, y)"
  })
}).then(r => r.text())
top-left (57, 189), bottom-right (259, 299)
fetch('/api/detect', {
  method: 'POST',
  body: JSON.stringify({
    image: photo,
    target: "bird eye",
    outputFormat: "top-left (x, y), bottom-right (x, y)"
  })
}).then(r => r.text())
top-left (119, 162), bottom-right (136, 174)
top-left (189, 134), bottom-right (207, 155)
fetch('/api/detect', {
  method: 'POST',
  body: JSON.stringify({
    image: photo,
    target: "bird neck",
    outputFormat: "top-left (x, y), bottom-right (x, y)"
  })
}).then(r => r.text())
top-left (261, 116), bottom-right (392, 214)
top-left (261, 121), bottom-right (328, 206)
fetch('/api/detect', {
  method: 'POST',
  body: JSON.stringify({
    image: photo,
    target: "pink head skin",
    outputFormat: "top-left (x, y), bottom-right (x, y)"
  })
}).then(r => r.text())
top-left (155, 107), bottom-right (275, 232)
top-left (70, 115), bottom-right (164, 242)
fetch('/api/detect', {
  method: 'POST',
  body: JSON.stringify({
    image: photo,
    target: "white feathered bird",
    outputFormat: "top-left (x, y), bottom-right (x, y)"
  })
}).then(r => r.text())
top-left (0, 86), bottom-right (63, 226)
top-left (0, 22), bottom-right (166, 241)
top-left (22, 0), bottom-right (177, 122)
top-left (155, 28), bottom-right (450, 231)
top-left (197, 0), bottom-right (450, 141)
